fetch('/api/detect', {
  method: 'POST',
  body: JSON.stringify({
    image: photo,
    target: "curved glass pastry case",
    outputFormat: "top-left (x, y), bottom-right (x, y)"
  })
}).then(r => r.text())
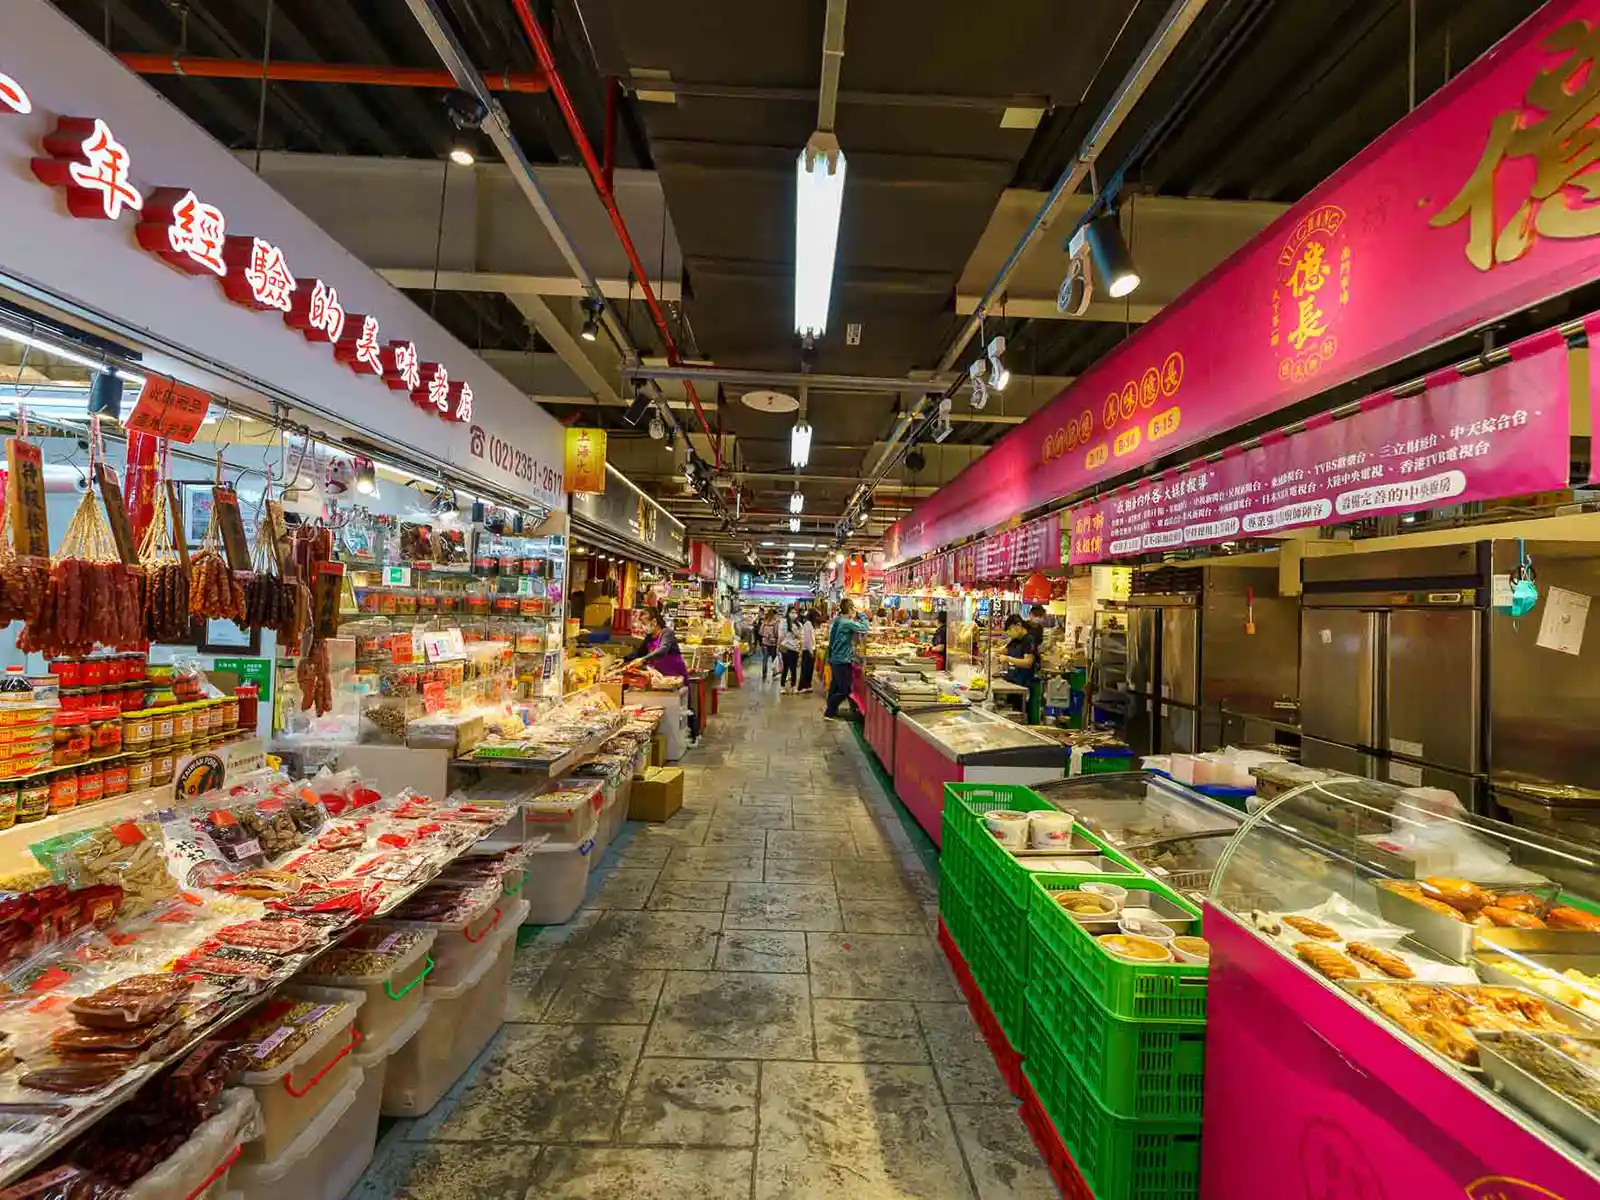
top-left (1201, 775), bottom-right (1600, 1196)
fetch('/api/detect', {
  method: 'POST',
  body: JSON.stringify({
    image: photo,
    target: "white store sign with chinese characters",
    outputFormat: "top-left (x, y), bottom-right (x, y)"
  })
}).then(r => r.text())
top-left (0, 1), bottom-right (564, 509)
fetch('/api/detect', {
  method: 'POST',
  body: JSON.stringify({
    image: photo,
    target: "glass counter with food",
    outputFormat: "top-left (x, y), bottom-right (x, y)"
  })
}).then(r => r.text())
top-left (1201, 774), bottom-right (1600, 1197)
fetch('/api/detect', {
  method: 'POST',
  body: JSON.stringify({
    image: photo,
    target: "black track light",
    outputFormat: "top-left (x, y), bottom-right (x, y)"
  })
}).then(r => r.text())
top-left (1086, 210), bottom-right (1140, 299)
top-left (624, 382), bottom-right (652, 426)
top-left (579, 297), bottom-right (603, 342)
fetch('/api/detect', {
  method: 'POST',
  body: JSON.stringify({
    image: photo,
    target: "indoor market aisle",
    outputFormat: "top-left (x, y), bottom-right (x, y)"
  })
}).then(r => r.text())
top-left (352, 678), bottom-right (1058, 1199)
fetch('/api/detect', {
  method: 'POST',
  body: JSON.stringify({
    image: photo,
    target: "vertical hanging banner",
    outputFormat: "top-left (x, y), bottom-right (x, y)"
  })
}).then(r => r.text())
top-left (887, 0), bottom-right (1600, 564)
top-left (1067, 335), bottom-right (1570, 564)
top-left (563, 428), bottom-right (607, 494)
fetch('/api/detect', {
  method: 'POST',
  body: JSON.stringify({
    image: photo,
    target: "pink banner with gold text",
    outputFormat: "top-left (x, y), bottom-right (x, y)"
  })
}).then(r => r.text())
top-left (888, 0), bottom-right (1600, 565)
top-left (1066, 336), bottom-right (1569, 564)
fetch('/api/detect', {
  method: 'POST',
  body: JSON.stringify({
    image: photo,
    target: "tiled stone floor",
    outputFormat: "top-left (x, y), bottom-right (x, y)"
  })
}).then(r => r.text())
top-left (353, 677), bottom-right (1057, 1199)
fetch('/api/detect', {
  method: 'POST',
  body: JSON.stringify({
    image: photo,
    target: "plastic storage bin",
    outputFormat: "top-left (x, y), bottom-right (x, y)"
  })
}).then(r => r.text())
top-left (524, 783), bottom-right (603, 844)
top-left (231, 1067), bottom-right (375, 1200)
top-left (522, 836), bottom-right (594, 925)
top-left (382, 897), bottom-right (526, 1116)
top-left (371, 886), bottom-right (502, 989)
top-left (234, 985), bottom-right (365, 1162)
top-left (295, 927), bottom-right (436, 1048)
top-left (127, 1088), bottom-right (257, 1200)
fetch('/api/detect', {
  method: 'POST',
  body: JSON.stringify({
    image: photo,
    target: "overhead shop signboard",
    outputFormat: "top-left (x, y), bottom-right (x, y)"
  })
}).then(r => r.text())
top-left (1065, 334), bottom-right (1570, 564)
top-left (570, 464), bottom-right (687, 567)
top-left (0, 1), bottom-right (564, 510)
top-left (886, 0), bottom-right (1600, 564)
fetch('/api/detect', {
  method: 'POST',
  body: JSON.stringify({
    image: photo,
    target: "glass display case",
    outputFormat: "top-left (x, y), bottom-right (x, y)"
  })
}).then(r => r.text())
top-left (904, 706), bottom-right (1059, 757)
top-left (1202, 775), bottom-right (1600, 1195)
top-left (1034, 770), bottom-right (1244, 899)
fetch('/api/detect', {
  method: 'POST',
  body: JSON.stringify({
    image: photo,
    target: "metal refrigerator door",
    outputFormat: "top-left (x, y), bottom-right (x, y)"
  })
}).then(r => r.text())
top-left (1127, 609), bottom-right (1159, 695)
top-left (1160, 608), bottom-right (1199, 706)
top-left (1299, 609), bottom-right (1380, 749)
top-left (1160, 702), bottom-right (1201, 754)
top-left (1384, 608), bottom-right (1482, 773)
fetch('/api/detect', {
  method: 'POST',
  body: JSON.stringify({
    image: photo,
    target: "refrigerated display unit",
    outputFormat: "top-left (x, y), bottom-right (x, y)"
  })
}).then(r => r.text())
top-left (1298, 544), bottom-right (1488, 809)
top-left (893, 707), bottom-right (1067, 847)
top-left (862, 673), bottom-right (965, 777)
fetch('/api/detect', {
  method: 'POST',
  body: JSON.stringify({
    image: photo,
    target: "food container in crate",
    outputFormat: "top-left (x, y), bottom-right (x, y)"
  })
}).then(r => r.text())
top-left (382, 898), bottom-right (526, 1116)
top-left (126, 1087), bottom-right (258, 1200)
top-left (225, 985), bottom-right (365, 1162)
top-left (295, 926), bottom-right (436, 1048)
top-left (368, 878), bottom-right (502, 988)
top-left (231, 1067), bottom-right (372, 1200)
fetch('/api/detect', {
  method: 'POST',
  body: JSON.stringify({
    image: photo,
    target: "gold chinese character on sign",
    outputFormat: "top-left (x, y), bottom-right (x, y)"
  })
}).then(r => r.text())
top-left (1286, 240), bottom-right (1331, 297)
top-left (1288, 295), bottom-right (1328, 351)
top-left (1432, 19), bottom-right (1600, 270)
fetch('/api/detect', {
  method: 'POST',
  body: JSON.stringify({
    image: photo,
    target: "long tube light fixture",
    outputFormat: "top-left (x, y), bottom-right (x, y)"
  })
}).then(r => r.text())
top-left (794, 132), bottom-right (847, 338)
top-left (0, 325), bottom-right (145, 388)
top-left (790, 420), bottom-right (813, 468)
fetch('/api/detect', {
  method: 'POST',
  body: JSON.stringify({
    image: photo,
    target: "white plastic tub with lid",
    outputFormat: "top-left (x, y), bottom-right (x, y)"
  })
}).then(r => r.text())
top-left (295, 927), bottom-right (437, 1048)
top-left (231, 1067), bottom-right (372, 1200)
top-left (381, 897), bottom-right (527, 1116)
top-left (368, 883), bottom-right (502, 989)
top-left (126, 1087), bottom-right (258, 1200)
top-left (234, 984), bottom-right (365, 1162)
top-left (521, 836), bottom-right (594, 925)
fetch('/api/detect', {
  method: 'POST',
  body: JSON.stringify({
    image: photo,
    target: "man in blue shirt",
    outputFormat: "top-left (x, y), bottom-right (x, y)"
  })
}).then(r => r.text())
top-left (824, 598), bottom-right (871, 719)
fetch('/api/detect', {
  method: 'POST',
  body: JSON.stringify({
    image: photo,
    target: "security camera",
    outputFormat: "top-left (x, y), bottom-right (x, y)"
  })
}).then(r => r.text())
top-left (443, 89), bottom-right (489, 132)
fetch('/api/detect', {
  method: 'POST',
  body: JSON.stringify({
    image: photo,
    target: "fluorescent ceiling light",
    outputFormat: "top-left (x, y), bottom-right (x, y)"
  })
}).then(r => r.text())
top-left (789, 490), bottom-right (804, 514)
top-left (0, 325), bottom-right (143, 387)
top-left (790, 420), bottom-right (812, 468)
top-left (789, 517), bottom-right (800, 532)
top-left (794, 132), bottom-right (847, 338)
top-left (760, 541), bottom-right (775, 547)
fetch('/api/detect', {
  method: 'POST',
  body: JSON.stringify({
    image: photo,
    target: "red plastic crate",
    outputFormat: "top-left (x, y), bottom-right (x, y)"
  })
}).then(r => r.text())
top-left (937, 919), bottom-right (1023, 1097)
top-left (1020, 1065), bottom-right (1095, 1200)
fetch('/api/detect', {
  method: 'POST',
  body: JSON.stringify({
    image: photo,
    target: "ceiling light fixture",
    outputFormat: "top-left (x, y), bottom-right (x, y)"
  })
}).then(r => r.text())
top-left (579, 297), bottom-right (603, 342)
top-left (354, 458), bottom-right (377, 496)
top-left (648, 413), bottom-right (665, 440)
top-left (986, 335), bottom-right (1011, 390)
top-left (795, 131), bottom-right (847, 338)
top-left (1087, 210), bottom-right (1140, 300)
top-left (624, 382), bottom-right (652, 425)
top-left (789, 489), bottom-right (804, 514)
top-left (790, 420), bottom-right (812, 468)
top-left (0, 325), bottom-right (143, 387)
top-left (448, 144), bottom-right (475, 167)
top-left (789, 517), bottom-right (801, 532)
top-left (967, 360), bottom-right (988, 411)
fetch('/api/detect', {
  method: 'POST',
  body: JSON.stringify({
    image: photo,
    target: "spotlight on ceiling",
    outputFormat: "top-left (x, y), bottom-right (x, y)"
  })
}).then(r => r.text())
top-left (967, 360), bottom-right (988, 411)
top-left (789, 489), bottom-right (804, 514)
top-left (1087, 210), bottom-right (1140, 300)
top-left (354, 458), bottom-right (377, 496)
top-left (648, 413), bottom-right (665, 440)
top-left (985, 335), bottom-right (1011, 390)
top-left (442, 89), bottom-right (488, 132)
top-left (905, 446), bottom-right (926, 473)
top-left (795, 131), bottom-right (847, 337)
top-left (579, 297), bottom-right (603, 342)
top-left (624, 382), bottom-right (652, 426)
top-left (790, 420), bottom-right (812, 468)
top-left (448, 144), bottom-right (476, 167)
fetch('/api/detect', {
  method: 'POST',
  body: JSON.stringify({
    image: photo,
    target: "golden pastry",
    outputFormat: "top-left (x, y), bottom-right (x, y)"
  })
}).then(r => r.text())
top-left (1420, 877), bottom-right (1492, 914)
top-left (1480, 906), bottom-right (1546, 929)
top-left (1492, 893), bottom-right (1544, 914)
top-left (1296, 941), bottom-right (1360, 980)
top-left (1549, 907), bottom-right (1600, 932)
top-left (1347, 942), bottom-right (1415, 979)
top-left (1284, 915), bottom-right (1340, 941)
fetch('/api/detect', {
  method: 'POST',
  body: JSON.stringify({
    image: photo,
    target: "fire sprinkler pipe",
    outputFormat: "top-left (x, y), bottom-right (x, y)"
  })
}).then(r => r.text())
top-left (117, 53), bottom-right (550, 93)
top-left (507, 0), bottom-right (721, 468)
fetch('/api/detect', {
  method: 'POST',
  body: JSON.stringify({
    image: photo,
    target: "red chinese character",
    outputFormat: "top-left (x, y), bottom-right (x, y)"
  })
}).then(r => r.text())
top-left (0, 72), bottom-right (31, 115)
top-left (285, 279), bottom-right (345, 343)
top-left (383, 341), bottom-right (420, 392)
top-left (447, 381), bottom-right (473, 423)
top-left (220, 236), bottom-right (296, 312)
top-left (411, 362), bottom-right (448, 413)
top-left (31, 116), bottom-right (143, 221)
top-left (334, 314), bottom-right (383, 375)
top-left (137, 188), bottom-right (227, 276)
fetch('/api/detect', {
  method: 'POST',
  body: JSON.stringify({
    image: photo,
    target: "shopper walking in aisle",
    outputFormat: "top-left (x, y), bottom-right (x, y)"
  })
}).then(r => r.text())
top-left (759, 608), bottom-right (780, 682)
top-left (798, 608), bottom-right (818, 692)
top-left (824, 598), bottom-right (871, 719)
top-left (778, 609), bottom-right (801, 693)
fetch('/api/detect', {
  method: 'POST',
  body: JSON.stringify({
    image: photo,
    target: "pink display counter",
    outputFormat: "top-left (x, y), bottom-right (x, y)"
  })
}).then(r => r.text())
top-left (1202, 908), bottom-right (1600, 1200)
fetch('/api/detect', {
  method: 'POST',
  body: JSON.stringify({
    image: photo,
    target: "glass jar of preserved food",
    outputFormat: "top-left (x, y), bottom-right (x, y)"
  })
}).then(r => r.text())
top-left (52, 713), bottom-right (91, 766)
top-left (126, 752), bottom-right (153, 793)
top-left (76, 764), bottom-right (104, 806)
top-left (48, 769), bottom-right (79, 814)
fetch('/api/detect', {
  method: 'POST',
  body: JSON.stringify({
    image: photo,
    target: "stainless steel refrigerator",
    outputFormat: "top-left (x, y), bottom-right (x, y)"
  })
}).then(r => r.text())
top-left (1298, 544), bottom-right (1488, 810)
top-left (1124, 595), bottom-right (1201, 755)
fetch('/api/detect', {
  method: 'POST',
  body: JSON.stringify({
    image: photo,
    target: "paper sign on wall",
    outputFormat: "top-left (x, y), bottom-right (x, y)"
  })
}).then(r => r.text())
top-left (1536, 586), bottom-right (1591, 656)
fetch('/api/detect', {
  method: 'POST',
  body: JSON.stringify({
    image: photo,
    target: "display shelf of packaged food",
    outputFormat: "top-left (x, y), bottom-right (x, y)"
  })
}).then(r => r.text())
top-left (0, 780), bottom-right (521, 1186)
top-left (1203, 775), bottom-right (1600, 1193)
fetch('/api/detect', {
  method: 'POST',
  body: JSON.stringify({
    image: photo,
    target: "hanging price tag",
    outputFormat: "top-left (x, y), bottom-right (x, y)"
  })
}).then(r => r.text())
top-left (263, 500), bottom-right (291, 574)
top-left (164, 481), bottom-right (190, 569)
top-left (212, 486), bottom-right (251, 571)
top-left (311, 560), bottom-right (344, 638)
top-left (383, 566), bottom-right (412, 587)
top-left (95, 464), bottom-right (137, 565)
top-left (7, 439), bottom-right (48, 560)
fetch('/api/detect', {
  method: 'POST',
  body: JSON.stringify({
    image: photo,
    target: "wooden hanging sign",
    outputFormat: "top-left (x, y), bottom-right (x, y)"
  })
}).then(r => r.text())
top-left (212, 486), bottom-right (251, 571)
top-left (6, 439), bottom-right (48, 560)
top-left (94, 464), bottom-right (137, 565)
top-left (164, 481), bottom-right (190, 569)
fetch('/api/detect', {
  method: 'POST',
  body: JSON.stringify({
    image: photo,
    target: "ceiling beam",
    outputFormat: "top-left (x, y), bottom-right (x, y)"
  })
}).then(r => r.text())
top-left (625, 364), bottom-right (956, 395)
top-left (378, 268), bottom-right (681, 302)
top-left (507, 293), bottom-right (619, 404)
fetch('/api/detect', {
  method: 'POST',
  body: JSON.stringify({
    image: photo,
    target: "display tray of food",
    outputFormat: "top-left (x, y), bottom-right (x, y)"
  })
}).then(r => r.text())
top-left (1474, 950), bottom-right (1600, 1019)
top-left (1341, 981), bottom-right (1600, 1071)
top-left (1247, 901), bottom-right (1474, 986)
top-left (1476, 1031), bottom-right (1600, 1157)
top-left (1373, 877), bottom-right (1583, 962)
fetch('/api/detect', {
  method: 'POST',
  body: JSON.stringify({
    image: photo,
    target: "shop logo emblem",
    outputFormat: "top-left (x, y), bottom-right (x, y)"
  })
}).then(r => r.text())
top-left (0, 73), bottom-right (31, 115)
top-left (1464, 1179), bottom-right (1566, 1200)
top-left (1271, 203), bottom-right (1348, 385)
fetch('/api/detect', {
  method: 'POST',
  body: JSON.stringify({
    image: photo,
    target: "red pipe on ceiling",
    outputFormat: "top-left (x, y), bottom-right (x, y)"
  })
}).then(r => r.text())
top-left (506, 0), bottom-right (720, 468)
top-left (118, 53), bottom-right (550, 93)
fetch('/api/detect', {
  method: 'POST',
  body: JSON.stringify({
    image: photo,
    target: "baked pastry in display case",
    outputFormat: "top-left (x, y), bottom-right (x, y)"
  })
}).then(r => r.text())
top-left (1201, 775), bottom-right (1600, 1196)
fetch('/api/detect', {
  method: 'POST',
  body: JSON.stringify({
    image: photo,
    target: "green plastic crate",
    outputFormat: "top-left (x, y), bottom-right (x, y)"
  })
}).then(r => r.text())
top-left (945, 886), bottom-right (1028, 1051)
top-left (939, 809), bottom-right (982, 900)
top-left (1029, 936), bottom-right (1207, 1120)
top-left (1029, 873), bottom-right (1208, 1024)
top-left (1079, 748), bottom-right (1137, 775)
top-left (1025, 1001), bottom-right (1202, 1200)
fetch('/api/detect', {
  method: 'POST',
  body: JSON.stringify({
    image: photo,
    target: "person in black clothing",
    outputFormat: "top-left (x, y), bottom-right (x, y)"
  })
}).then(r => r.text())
top-left (931, 609), bottom-right (948, 670)
top-left (1027, 603), bottom-right (1048, 651)
top-left (999, 614), bottom-right (1038, 690)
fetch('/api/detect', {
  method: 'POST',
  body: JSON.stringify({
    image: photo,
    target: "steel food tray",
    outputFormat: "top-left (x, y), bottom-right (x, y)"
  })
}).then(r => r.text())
top-left (1046, 887), bottom-right (1199, 938)
top-left (1477, 1032), bottom-right (1600, 1158)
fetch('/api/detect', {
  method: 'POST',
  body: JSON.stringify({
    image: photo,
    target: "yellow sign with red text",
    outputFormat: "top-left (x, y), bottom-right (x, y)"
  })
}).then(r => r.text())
top-left (563, 427), bottom-right (606, 494)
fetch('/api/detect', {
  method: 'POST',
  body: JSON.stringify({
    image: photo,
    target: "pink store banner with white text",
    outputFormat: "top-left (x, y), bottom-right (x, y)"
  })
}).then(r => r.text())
top-left (887, 0), bottom-right (1600, 565)
top-left (1067, 336), bottom-right (1570, 565)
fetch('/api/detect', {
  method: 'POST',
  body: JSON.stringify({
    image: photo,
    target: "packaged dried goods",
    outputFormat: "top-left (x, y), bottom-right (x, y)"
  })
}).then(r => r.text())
top-left (68, 974), bottom-right (193, 1030)
top-left (215, 918), bottom-right (312, 955)
top-left (50, 1012), bottom-right (183, 1054)
top-left (0, 1165), bottom-right (129, 1200)
top-left (18, 1062), bottom-right (129, 1095)
top-left (215, 868), bottom-right (300, 899)
top-left (221, 996), bottom-right (345, 1070)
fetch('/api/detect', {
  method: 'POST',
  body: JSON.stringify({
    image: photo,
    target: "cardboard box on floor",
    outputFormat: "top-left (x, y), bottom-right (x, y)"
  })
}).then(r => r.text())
top-left (630, 766), bottom-right (683, 822)
top-left (649, 732), bottom-right (667, 767)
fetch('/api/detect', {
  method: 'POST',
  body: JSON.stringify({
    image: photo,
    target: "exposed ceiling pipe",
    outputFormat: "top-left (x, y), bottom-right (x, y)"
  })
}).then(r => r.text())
top-left (625, 364), bottom-right (954, 395)
top-left (816, 0), bottom-right (848, 133)
top-left (506, 0), bottom-right (720, 468)
top-left (117, 53), bottom-right (549, 92)
top-left (851, 0), bottom-right (1211, 517)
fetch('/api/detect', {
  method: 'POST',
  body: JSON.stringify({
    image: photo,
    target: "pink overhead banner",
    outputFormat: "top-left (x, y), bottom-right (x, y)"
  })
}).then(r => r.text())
top-left (1066, 336), bottom-right (1570, 564)
top-left (886, 0), bottom-right (1600, 565)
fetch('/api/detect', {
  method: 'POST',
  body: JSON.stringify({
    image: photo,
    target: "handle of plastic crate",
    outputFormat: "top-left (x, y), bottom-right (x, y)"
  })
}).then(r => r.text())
top-left (385, 955), bottom-right (434, 1000)
top-left (281, 1027), bottom-right (362, 1098)
top-left (463, 906), bottom-right (502, 943)
top-left (502, 876), bottom-right (524, 896)
top-left (182, 1144), bottom-right (241, 1200)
